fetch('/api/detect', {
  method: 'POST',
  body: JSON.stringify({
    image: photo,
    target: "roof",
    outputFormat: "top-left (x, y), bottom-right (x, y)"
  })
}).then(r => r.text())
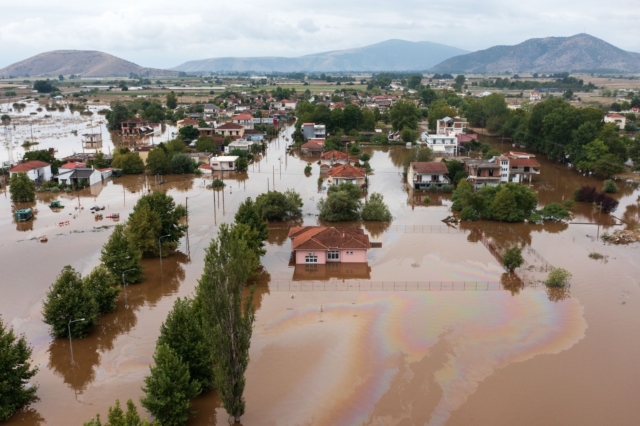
top-left (465, 159), bottom-right (501, 169)
top-left (301, 141), bottom-right (324, 151)
top-left (302, 122), bottom-right (315, 126)
top-left (288, 226), bottom-right (371, 251)
top-left (9, 160), bottom-right (51, 172)
top-left (55, 168), bottom-right (98, 179)
top-left (457, 134), bottom-right (478, 143)
top-left (211, 156), bottom-right (239, 162)
top-left (327, 163), bottom-right (366, 178)
top-left (216, 122), bottom-right (244, 130)
top-left (243, 129), bottom-right (265, 135)
top-left (607, 113), bottom-right (625, 118)
top-left (198, 164), bottom-right (213, 170)
top-left (320, 150), bottom-right (350, 160)
top-left (509, 158), bottom-right (541, 167)
top-left (503, 151), bottom-right (535, 158)
top-left (232, 114), bottom-right (253, 120)
top-left (410, 162), bottom-right (449, 174)
top-left (61, 161), bottom-right (86, 169)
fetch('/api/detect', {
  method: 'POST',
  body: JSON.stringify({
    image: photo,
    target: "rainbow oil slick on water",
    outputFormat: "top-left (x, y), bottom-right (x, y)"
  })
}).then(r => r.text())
top-left (245, 290), bottom-right (586, 426)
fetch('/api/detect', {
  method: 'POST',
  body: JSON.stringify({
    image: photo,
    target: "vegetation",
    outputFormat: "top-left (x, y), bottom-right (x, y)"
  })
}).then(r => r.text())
top-left (423, 196), bottom-right (431, 203)
top-left (157, 297), bottom-right (214, 391)
top-left (537, 203), bottom-right (570, 221)
top-left (317, 182), bottom-right (363, 222)
top-left (23, 149), bottom-right (62, 174)
top-left (603, 179), bottom-right (618, 193)
top-left (100, 224), bottom-right (144, 283)
top-left (83, 266), bottom-right (120, 315)
top-left (545, 268), bottom-right (572, 287)
top-left (234, 198), bottom-right (269, 258)
top-left (588, 252), bottom-right (604, 260)
top-left (9, 173), bottom-right (36, 203)
top-left (140, 344), bottom-right (200, 426)
top-left (361, 193), bottom-right (393, 221)
top-left (42, 266), bottom-right (99, 338)
top-left (254, 190), bottom-right (303, 221)
top-left (452, 180), bottom-right (538, 222)
top-left (304, 163), bottom-right (312, 174)
top-left (195, 224), bottom-right (258, 423)
top-left (389, 100), bottom-right (421, 131)
top-left (0, 316), bottom-right (38, 422)
top-left (84, 399), bottom-right (156, 426)
top-left (111, 148), bottom-right (145, 174)
top-left (503, 246), bottom-right (524, 272)
top-left (574, 186), bottom-right (619, 213)
top-left (33, 80), bottom-right (57, 93)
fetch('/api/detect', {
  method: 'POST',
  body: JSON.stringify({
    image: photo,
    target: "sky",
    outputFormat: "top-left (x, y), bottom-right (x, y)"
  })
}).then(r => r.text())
top-left (1, 0), bottom-right (639, 69)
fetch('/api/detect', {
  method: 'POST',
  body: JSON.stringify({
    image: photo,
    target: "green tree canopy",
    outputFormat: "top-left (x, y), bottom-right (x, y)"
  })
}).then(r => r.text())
top-left (361, 193), bottom-right (392, 221)
top-left (111, 149), bottom-right (144, 174)
top-left (254, 190), bottom-right (303, 221)
top-left (390, 100), bottom-right (421, 131)
top-left (178, 125), bottom-right (199, 141)
top-left (0, 316), bottom-right (38, 422)
top-left (170, 153), bottom-right (196, 174)
top-left (100, 224), bottom-right (144, 283)
top-left (166, 92), bottom-right (178, 109)
top-left (318, 182), bottom-right (362, 221)
top-left (23, 149), bottom-right (61, 174)
top-left (42, 266), bottom-right (99, 338)
top-left (9, 173), bottom-right (36, 203)
top-left (84, 399), bottom-right (156, 426)
top-left (83, 266), bottom-right (120, 315)
top-left (128, 192), bottom-right (186, 257)
top-left (503, 246), bottom-right (524, 272)
top-left (146, 148), bottom-right (171, 175)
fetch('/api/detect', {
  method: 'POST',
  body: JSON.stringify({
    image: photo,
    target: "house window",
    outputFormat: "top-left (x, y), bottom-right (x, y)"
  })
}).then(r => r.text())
top-left (305, 253), bottom-right (318, 263)
top-left (328, 251), bottom-right (340, 260)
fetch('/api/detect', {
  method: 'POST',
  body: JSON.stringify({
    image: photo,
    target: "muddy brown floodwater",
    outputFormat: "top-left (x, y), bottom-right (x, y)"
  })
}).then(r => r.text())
top-left (1, 126), bottom-right (640, 426)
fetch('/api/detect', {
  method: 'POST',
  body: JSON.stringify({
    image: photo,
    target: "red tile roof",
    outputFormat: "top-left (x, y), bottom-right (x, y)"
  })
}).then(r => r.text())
top-left (232, 114), bottom-right (253, 121)
top-left (320, 150), bottom-right (350, 161)
top-left (288, 226), bottom-right (370, 250)
top-left (61, 162), bottom-right (86, 169)
top-left (9, 160), bottom-right (51, 172)
top-left (410, 162), bottom-right (449, 174)
top-left (301, 141), bottom-right (324, 151)
top-left (327, 163), bottom-right (366, 178)
top-left (216, 122), bottom-right (244, 129)
top-left (607, 113), bottom-right (625, 118)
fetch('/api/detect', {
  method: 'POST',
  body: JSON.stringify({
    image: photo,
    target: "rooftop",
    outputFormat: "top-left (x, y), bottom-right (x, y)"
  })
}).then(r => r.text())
top-left (321, 150), bottom-right (350, 161)
top-left (288, 226), bottom-right (371, 251)
top-left (410, 162), bottom-right (449, 174)
top-left (9, 160), bottom-right (51, 172)
top-left (327, 163), bottom-right (366, 178)
top-left (216, 122), bottom-right (244, 130)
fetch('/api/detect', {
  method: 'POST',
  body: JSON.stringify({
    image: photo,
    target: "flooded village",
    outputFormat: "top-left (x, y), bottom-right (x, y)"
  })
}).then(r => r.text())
top-left (1, 71), bottom-right (640, 426)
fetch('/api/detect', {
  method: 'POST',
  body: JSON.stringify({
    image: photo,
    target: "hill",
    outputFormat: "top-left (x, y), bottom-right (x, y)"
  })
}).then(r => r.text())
top-left (173, 39), bottom-right (469, 73)
top-left (430, 34), bottom-right (640, 74)
top-left (0, 50), bottom-right (178, 78)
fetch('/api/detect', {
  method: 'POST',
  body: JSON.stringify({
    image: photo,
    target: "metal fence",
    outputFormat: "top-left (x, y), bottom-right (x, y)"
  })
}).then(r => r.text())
top-left (249, 280), bottom-right (543, 292)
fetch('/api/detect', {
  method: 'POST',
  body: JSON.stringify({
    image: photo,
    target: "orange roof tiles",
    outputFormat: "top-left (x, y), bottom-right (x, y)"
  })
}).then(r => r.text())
top-left (410, 162), bottom-right (449, 174)
top-left (327, 163), bottom-right (365, 178)
top-left (9, 160), bottom-right (50, 172)
top-left (288, 226), bottom-right (370, 250)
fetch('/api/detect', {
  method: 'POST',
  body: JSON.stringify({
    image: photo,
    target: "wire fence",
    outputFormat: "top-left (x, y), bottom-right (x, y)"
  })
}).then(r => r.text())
top-left (249, 280), bottom-right (544, 292)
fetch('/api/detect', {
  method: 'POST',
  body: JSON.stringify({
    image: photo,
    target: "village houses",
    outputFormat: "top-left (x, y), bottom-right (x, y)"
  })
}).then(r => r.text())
top-left (406, 162), bottom-right (450, 190)
top-left (288, 226), bottom-right (371, 265)
top-left (9, 160), bottom-right (52, 183)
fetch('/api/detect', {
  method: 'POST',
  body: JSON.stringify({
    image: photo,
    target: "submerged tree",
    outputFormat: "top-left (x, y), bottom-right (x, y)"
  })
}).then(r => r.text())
top-left (0, 316), bottom-right (39, 422)
top-left (140, 344), bottom-right (200, 426)
top-left (42, 266), bottom-right (99, 338)
top-left (196, 224), bottom-right (258, 422)
top-left (83, 265), bottom-right (120, 315)
top-left (100, 224), bottom-right (143, 283)
top-left (502, 246), bottom-right (524, 272)
top-left (9, 172), bottom-right (36, 203)
top-left (84, 399), bottom-right (156, 426)
top-left (361, 193), bottom-right (393, 222)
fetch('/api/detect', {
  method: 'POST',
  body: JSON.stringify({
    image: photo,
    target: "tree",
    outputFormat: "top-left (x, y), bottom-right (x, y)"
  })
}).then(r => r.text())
top-left (146, 148), bottom-right (171, 175)
top-left (254, 190), bottom-right (303, 221)
top-left (492, 187), bottom-right (518, 222)
top-left (0, 316), bottom-right (38, 422)
top-left (42, 266), bottom-right (99, 338)
top-left (427, 100), bottom-right (457, 131)
top-left (140, 344), bottom-right (200, 426)
top-left (84, 399), bottom-right (155, 426)
top-left (407, 74), bottom-right (423, 89)
top-left (546, 268), bottom-right (572, 287)
top-left (165, 139), bottom-right (187, 156)
top-left (83, 266), bottom-right (120, 315)
top-left (166, 92), bottom-right (178, 109)
top-left (443, 159), bottom-right (467, 187)
top-left (92, 152), bottom-right (109, 169)
top-left (111, 150), bottom-right (144, 174)
top-left (235, 198), bottom-right (269, 256)
top-left (129, 192), bottom-right (187, 257)
top-left (126, 204), bottom-right (163, 258)
top-left (401, 127), bottom-right (417, 143)
top-left (318, 182), bottom-right (362, 222)
top-left (420, 88), bottom-right (438, 106)
top-left (389, 100), bottom-right (421, 131)
top-left (106, 102), bottom-right (133, 130)
top-left (502, 246), bottom-right (524, 272)
top-left (455, 75), bottom-right (466, 86)
top-left (33, 80), bottom-right (57, 93)
top-left (594, 153), bottom-right (624, 178)
top-left (100, 224), bottom-right (144, 283)
top-left (23, 149), bottom-right (61, 174)
top-left (178, 125), bottom-right (198, 141)
top-left (158, 298), bottom-right (214, 391)
top-left (195, 136), bottom-right (217, 153)
top-left (9, 173), bottom-right (36, 203)
top-left (195, 224), bottom-right (258, 423)
top-left (563, 89), bottom-right (574, 100)
top-left (362, 193), bottom-right (392, 221)
top-left (170, 153), bottom-right (196, 174)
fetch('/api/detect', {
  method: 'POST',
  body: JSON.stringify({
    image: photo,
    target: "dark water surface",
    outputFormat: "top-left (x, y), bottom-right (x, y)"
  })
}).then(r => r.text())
top-left (1, 128), bottom-right (639, 425)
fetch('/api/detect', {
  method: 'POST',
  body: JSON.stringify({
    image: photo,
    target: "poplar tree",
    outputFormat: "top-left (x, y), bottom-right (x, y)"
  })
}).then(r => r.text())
top-left (0, 316), bottom-right (38, 422)
top-left (83, 265), bottom-right (120, 315)
top-left (196, 224), bottom-right (258, 422)
top-left (100, 224), bottom-right (143, 284)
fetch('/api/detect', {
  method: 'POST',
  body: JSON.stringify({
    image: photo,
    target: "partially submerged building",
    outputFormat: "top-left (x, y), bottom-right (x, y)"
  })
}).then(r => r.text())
top-left (407, 161), bottom-right (450, 190)
top-left (287, 226), bottom-right (371, 264)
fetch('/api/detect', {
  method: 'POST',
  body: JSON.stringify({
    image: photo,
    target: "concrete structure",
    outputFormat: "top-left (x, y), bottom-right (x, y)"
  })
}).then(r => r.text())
top-left (55, 167), bottom-right (103, 187)
top-left (210, 156), bottom-right (239, 171)
top-left (288, 226), bottom-right (371, 265)
top-left (243, 129), bottom-right (266, 142)
top-left (121, 118), bottom-right (151, 135)
top-left (231, 114), bottom-right (254, 129)
top-left (301, 141), bottom-right (324, 156)
top-left (225, 140), bottom-right (256, 154)
top-left (9, 160), bottom-right (52, 183)
top-left (605, 113), bottom-right (626, 128)
top-left (424, 134), bottom-right (458, 155)
top-left (177, 118), bottom-right (199, 129)
top-left (407, 162), bottom-right (450, 190)
top-left (499, 152), bottom-right (541, 184)
top-left (436, 116), bottom-right (467, 135)
top-left (465, 159), bottom-right (501, 188)
top-left (530, 90), bottom-right (542, 102)
top-left (302, 123), bottom-right (327, 140)
top-left (320, 150), bottom-right (351, 167)
top-left (216, 122), bottom-right (245, 137)
top-left (326, 164), bottom-right (366, 188)
top-left (204, 104), bottom-right (220, 117)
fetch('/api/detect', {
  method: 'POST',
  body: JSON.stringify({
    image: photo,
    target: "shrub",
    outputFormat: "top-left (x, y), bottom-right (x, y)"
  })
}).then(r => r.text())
top-left (545, 268), bottom-right (572, 287)
top-left (9, 172), bottom-right (36, 202)
top-left (538, 203), bottom-right (570, 221)
top-left (361, 193), bottom-right (392, 221)
top-left (428, 185), bottom-right (437, 193)
top-left (51, 187), bottom-right (60, 193)
top-left (317, 177), bottom-right (323, 187)
top-left (209, 178), bottom-right (225, 188)
top-left (574, 185), bottom-right (618, 213)
top-left (254, 190), bottom-right (303, 221)
top-left (503, 246), bottom-right (524, 272)
top-left (603, 179), bottom-right (618, 193)
top-left (442, 184), bottom-right (454, 193)
top-left (460, 206), bottom-right (478, 221)
top-left (304, 163), bottom-right (312, 174)
top-left (562, 200), bottom-right (575, 208)
top-left (423, 196), bottom-right (431, 203)
top-left (588, 252), bottom-right (604, 260)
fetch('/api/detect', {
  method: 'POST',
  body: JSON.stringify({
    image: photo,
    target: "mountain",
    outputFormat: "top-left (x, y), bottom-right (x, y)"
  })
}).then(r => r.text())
top-left (0, 50), bottom-right (178, 78)
top-left (430, 34), bottom-right (640, 74)
top-left (173, 40), bottom-right (469, 73)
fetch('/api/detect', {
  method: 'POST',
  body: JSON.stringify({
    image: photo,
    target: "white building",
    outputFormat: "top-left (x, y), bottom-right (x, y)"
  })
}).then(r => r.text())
top-left (530, 90), bottom-right (542, 102)
top-left (604, 113), bottom-right (626, 128)
top-left (225, 140), bottom-right (256, 154)
top-left (423, 134), bottom-right (458, 155)
top-left (9, 160), bottom-right (52, 184)
top-left (55, 167), bottom-right (103, 187)
top-left (436, 116), bottom-right (467, 135)
top-left (210, 156), bottom-right (239, 171)
top-left (302, 123), bottom-right (327, 140)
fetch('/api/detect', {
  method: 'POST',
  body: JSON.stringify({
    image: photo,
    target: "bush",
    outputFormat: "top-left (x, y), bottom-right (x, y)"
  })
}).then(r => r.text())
top-left (442, 184), bottom-right (454, 193)
top-left (361, 193), bottom-right (392, 221)
top-left (428, 185), bottom-right (437, 193)
top-left (51, 187), bottom-right (60, 193)
top-left (317, 177), bottom-right (323, 187)
top-left (254, 190), bottom-right (303, 221)
top-left (575, 186), bottom-right (619, 213)
top-left (588, 252), bottom-right (604, 260)
top-left (538, 203), bottom-right (570, 221)
top-left (562, 200), bottom-right (575, 208)
top-left (42, 266), bottom-right (99, 338)
top-left (545, 268), bottom-right (572, 287)
top-left (209, 178), bottom-right (225, 188)
top-left (503, 246), bottom-right (524, 272)
top-left (9, 172), bottom-right (36, 202)
top-left (460, 206), bottom-right (478, 221)
top-left (603, 179), bottom-right (618, 193)
top-left (83, 266), bottom-right (120, 315)
top-left (304, 163), bottom-right (312, 174)
top-left (317, 182), bottom-right (362, 221)
top-left (170, 153), bottom-right (196, 174)
top-left (423, 196), bottom-right (431, 203)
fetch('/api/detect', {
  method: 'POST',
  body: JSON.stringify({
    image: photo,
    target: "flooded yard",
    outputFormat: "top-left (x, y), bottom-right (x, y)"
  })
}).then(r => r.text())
top-left (1, 125), bottom-right (640, 425)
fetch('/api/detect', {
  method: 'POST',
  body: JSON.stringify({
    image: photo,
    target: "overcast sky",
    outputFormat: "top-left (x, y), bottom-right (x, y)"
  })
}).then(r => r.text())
top-left (1, 0), bottom-right (639, 69)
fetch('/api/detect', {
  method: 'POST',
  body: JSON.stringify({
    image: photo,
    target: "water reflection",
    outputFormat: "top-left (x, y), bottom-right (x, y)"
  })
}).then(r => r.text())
top-left (547, 285), bottom-right (571, 303)
top-left (11, 202), bottom-right (37, 232)
top-left (362, 221), bottom-right (391, 239)
top-left (292, 263), bottom-right (372, 281)
top-left (500, 272), bottom-right (525, 296)
top-left (7, 407), bottom-right (44, 426)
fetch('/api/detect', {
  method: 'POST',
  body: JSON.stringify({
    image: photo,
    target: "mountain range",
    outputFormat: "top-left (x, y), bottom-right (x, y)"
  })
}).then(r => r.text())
top-left (1, 34), bottom-right (638, 77)
top-left (0, 50), bottom-right (178, 78)
top-left (430, 34), bottom-right (640, 73)
top-left (172, 40), bottom-right (469, 73)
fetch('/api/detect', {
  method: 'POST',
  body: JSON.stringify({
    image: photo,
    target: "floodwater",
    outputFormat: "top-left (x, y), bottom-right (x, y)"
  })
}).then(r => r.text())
top-left (1, 125), bottom-right (640, 426)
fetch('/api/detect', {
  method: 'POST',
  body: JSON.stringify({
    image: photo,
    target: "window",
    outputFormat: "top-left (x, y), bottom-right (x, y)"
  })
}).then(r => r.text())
top-left (305, 253), bottom-right (318, 263)
top-left (328, 251), bottom-right (340, 260)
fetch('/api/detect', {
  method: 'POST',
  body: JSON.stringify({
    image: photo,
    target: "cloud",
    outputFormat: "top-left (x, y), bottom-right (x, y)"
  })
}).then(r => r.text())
top-left (0, 0), bottom-right (638, 69)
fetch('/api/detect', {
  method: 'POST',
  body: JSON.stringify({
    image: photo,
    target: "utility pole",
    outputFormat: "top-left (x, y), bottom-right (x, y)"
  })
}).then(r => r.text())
top-left (273, 165), bottom-right (275, 191)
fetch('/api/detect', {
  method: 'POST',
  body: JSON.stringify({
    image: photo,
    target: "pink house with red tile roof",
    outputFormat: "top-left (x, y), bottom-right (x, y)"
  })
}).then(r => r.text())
top-left (288, 226), bottom-right (371, 264)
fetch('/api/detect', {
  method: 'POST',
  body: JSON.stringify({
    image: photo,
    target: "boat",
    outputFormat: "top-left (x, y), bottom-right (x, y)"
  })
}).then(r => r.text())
top-left (15, 208), bottom-right (33, 222)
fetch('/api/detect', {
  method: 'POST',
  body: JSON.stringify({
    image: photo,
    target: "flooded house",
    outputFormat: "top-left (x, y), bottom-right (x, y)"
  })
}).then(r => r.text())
top-left (121, 118), bottom-right (152, 135)
top-left (326, 163), bottom-right (367, 188)
top-left (9, 160), bottom-right (52, 183)
top-left (82, 132), bottom-right (103, 150)
top-left (55, 166), bottom-right (106, 187)
top-left (320, 150), bottom-right (352, 172)
top-left (225, 139), bottom-right (257, 154)
top-left (423, 133), bottom-right (459, 155)
top-left (407, 161), bottom-right (450, 190)
top-left (209, 155), bottom-right (239, 171)
top-left (288, 226), bottom-right (371, 264)
top-left (231, 114), bottom-right (254, 129)
top-left (301, 140), bottom-right (324, 156)
top-left (243, 129), bottom-right (266, 142)
top-left (216, 122), bottom-right (245, 138)
top-left (499, 152), bottom-right (541, 184)
top-left (436, 116), bottom-right (468, 135)
top-left (465, 159), bottom-right (502, 188)
top-left (302, 122), bottom-right (327, 140)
